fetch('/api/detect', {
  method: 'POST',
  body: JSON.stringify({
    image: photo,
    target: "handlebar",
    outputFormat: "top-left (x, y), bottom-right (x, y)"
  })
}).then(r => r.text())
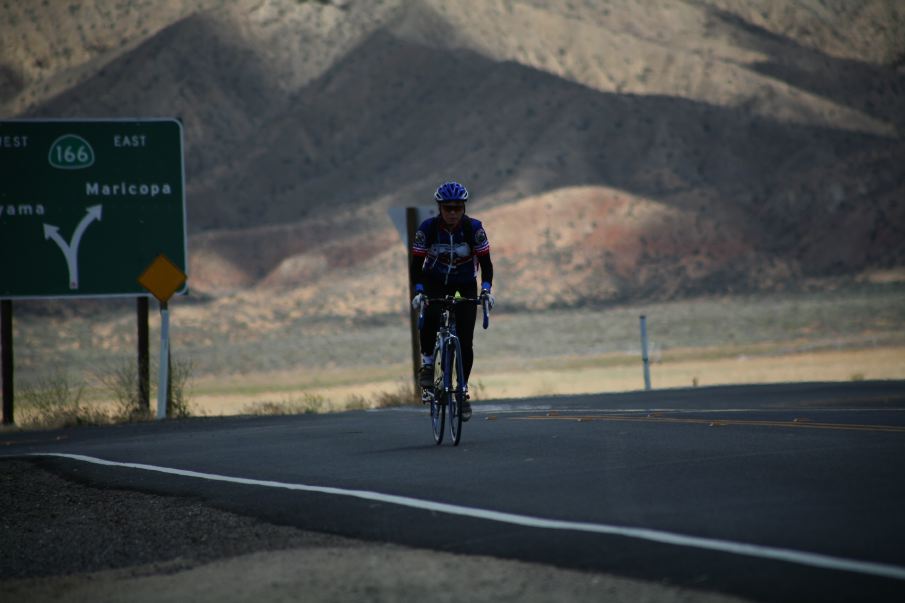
top-left (417, 295), bottom-right (491, 330)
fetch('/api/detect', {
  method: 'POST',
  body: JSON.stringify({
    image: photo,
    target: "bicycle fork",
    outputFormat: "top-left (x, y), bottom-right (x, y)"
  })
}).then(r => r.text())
top-left (422, 336), bottom-right (445, 403)
top-left (444, 334), bottom-right (467, 399)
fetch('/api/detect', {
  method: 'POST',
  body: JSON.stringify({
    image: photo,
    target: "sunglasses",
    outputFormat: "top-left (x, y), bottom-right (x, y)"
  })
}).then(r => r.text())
top-left (440, 204), bottom-right (465, 212)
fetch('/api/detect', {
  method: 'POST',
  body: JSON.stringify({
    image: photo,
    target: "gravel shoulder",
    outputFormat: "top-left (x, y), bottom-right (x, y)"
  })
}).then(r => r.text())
top-left (0, 459), bottom-right (750, 602)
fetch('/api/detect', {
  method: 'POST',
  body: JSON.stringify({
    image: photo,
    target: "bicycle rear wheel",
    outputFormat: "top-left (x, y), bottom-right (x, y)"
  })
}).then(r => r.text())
top-left (447, 343), bottom-right (463, 446)
top-left (430, 350), bottom-right (445, 444)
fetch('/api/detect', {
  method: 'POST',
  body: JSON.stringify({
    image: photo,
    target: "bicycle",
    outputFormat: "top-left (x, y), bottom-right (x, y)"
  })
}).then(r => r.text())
top-left (417, 292), bottom-right (490, 446)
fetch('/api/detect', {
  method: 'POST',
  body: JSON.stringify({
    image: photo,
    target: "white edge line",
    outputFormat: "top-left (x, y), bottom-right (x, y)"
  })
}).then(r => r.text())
top-left (29, 452), bottom-right (905, 582)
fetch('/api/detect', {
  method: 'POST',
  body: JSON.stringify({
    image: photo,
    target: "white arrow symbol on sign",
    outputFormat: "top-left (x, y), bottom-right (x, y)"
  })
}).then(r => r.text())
top-left (43, 204), bottom-right (103, 290)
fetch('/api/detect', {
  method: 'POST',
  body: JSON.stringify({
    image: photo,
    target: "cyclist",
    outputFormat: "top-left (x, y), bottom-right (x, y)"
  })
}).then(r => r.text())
top-left (411, 181), bottom-right (494, 421)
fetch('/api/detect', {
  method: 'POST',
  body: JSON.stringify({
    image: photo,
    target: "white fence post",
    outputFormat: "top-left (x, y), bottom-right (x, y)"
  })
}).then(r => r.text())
top-left (157, 302), bottom-right (170, 419)
top-left (640, 315), bottom-right (652, 391)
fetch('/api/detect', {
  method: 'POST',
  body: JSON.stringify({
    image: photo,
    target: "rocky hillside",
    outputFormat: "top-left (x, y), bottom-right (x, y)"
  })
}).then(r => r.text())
top-left (4, 0), bottom-right (904, 312)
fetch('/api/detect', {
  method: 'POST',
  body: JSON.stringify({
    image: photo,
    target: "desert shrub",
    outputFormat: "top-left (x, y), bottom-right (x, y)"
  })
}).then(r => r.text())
top-left (372, 380), bottom-right (418, 408)
top-left (243, 401), bottom-right (292, 415)
top-left (18, 372), bottom-right (106, 429)
top-left (93, 356), bottom-right (194, 420)
top-left (368, 379), bottom-right (475, 409)
top-left (242, 392), bottom-right (326, 415)
top-left (94, 360), bottom-right (150, 422)
top-left (469, 379), bottom-right (486, 400)
top-left (344, 394), bottom-right (370, 410)
top-left (165, 356), bottom-right (194, 418)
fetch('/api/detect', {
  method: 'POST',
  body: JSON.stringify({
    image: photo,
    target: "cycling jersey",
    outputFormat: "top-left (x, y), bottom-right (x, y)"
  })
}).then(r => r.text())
top-left (411, 216), bottom-right (492, 287)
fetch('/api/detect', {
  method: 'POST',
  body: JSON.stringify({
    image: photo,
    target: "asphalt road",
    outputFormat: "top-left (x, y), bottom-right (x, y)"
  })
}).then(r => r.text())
top-left (4, 380), bottom-right (905, 602)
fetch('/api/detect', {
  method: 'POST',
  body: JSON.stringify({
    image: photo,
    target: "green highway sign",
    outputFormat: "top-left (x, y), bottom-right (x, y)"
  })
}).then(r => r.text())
top-left (0, 119), bottom-right (187, 299)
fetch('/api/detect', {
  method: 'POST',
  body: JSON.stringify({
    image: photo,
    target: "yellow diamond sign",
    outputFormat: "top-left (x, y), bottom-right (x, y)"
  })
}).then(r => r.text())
top-left (138, 254), bottom-right (187, 303)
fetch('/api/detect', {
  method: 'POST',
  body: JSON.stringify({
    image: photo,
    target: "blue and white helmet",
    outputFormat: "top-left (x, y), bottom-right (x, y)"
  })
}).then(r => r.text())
top-left (434, 181), bottom-right (469, 202)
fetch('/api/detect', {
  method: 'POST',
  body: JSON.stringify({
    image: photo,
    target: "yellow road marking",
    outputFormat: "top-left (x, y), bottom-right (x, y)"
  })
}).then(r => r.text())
top-left (514, 415), bottom-right (905, 433)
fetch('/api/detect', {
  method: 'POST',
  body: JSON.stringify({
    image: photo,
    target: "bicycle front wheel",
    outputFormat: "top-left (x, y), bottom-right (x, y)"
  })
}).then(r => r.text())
top-left (431, 395), bottom-right (445, 445)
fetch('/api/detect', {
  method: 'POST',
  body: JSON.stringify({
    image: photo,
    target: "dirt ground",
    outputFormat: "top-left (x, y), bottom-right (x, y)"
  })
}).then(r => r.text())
top-left (0, 459), bottom-right (751, 603)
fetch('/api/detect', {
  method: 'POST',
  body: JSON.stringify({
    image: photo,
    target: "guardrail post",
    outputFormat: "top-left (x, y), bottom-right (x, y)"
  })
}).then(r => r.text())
top-left (640, 314), bottom-right (652, 391)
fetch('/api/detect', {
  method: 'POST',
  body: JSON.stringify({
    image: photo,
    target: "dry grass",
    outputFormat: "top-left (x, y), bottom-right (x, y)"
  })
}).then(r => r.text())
top-left (9, 285), bottom-right (905, 423)
top-left (475, 346), bottom-right (905, 399)
top-left (183, 346), bottom-right (904, 416)
top-left (11, 344), bottom-right (904, 424)
top-left (16, 372), bottom-right (106, 429)
top-left (238, 379), bottom-right (418, 417)
top-left (242, 392), bottom-right (328, 415)
top-left (10, 357), bottom-right (196, 429)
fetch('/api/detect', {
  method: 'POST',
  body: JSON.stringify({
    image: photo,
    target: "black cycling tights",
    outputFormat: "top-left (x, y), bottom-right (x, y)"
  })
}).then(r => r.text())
top-left (419, 282), bottom-right (478, 382)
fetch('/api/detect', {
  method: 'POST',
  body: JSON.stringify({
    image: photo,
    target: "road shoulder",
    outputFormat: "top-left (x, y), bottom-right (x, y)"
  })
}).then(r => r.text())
top-left (0, 458), bottom-right (749, 602)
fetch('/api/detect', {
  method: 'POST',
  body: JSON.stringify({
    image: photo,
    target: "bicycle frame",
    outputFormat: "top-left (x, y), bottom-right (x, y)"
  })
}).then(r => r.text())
top-left (417, 294), bottom-right (489, 445)
top-left (434, 307), bottom-right (466, 400)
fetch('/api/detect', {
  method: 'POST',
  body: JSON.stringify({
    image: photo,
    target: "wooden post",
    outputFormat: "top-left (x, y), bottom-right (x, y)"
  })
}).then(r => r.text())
top-left (406, 207), bottom-right (420, 390)
top-left (137, 297), bottom-right (150, 411)
top-left (1, 300), bottom-right (13, 425)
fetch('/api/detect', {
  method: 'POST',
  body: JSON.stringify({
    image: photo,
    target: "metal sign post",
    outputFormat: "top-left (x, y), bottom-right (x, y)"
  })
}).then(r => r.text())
top-left (157, 301), bottom-right (171, 420)
top-left (138, 254), bottom-right (187, 419)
